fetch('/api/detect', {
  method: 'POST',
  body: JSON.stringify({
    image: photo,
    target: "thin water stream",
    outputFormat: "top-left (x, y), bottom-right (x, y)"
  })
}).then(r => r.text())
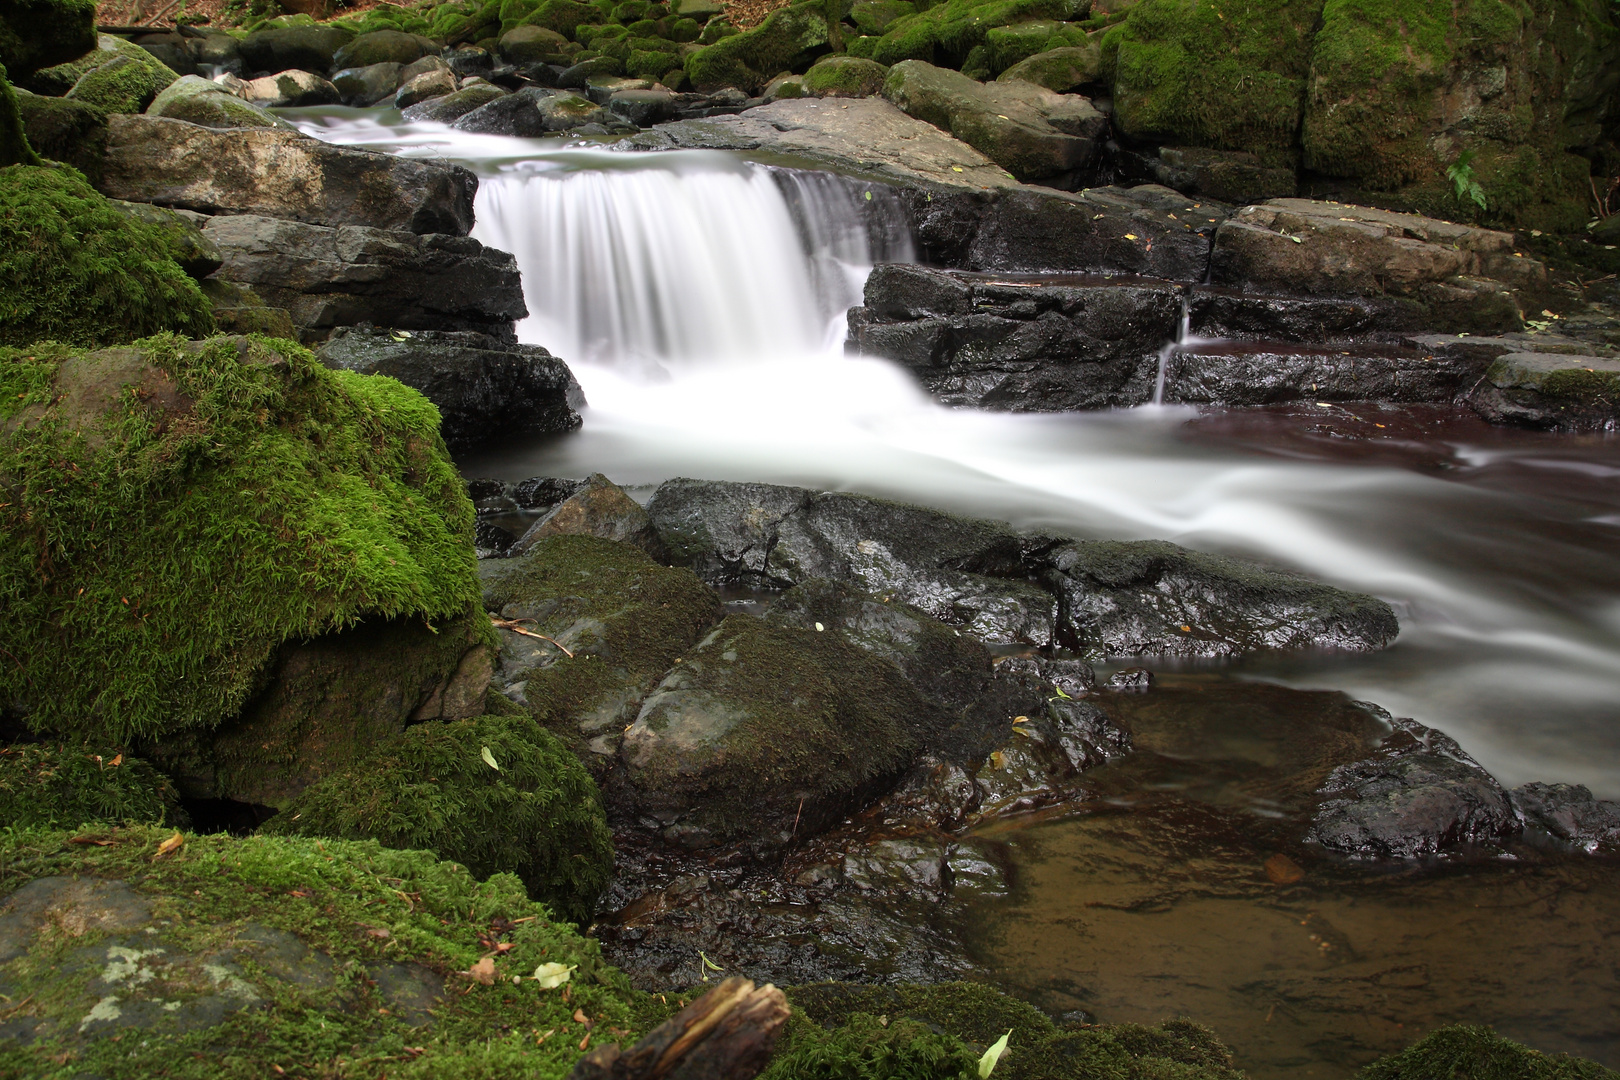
top-left (290, 109), bottom-right (1620, 1074)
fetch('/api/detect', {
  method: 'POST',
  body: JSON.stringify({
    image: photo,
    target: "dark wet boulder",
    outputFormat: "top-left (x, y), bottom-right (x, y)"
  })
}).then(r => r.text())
top-left (237, 25), bottom-right (355, 74)
top-left (1307, 715), bottom-right (1520, 860)
top-left (618, 612), bottom-right (942, 850)
top-left (0, 0), bottom-right (97, 79)
top-left (403, 81), bottom-right (509, 122)
top-left (99, 116), bottom-right (478, 236)
top-left (203, 214), bottom-right (525, 341)
top-left (331, 28), bottom-right (424, 70)
top-left (1160, 342), bottom-right (1489, 407)
top-left (1045, 540), bottom-right (1399, 657)
top-left (1151, 145), bottom-right (1296, 204)
top-left (847, 264), bottom-right (1180, 409)
top-left (1467, 352), bottom-right (1620, 433)
top-left (395, 66), bottom-right (458, 109)
top-left (453, 85), bottom-right (615, 135)
top-left (608, 87), bottom-right (677, 126)
top-left (331, 61), bottom-right (403, 106)
top-left (317, 326), bottom-right (581, 451)
top-left (510, 473), bottom-right (663, 559)
top-left (1511, 783), bottom-right (1620, 853)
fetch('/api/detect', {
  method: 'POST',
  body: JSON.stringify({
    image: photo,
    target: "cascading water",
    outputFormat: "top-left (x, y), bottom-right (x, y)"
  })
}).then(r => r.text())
top-left (290, 111), bottom-right (1620, 802)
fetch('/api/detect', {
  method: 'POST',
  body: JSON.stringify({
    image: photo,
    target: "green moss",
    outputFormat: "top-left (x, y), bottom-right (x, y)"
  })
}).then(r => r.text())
top-left (0, 334), bottom-right (480, 747)
top-left (522, 0), bottom-right (602, 38)
top-left (628, 47), bottom-right (681, 77)
top-left (1103, 0), bottom-right (1321, 164)
top-left (1359, 1025), bottom-right (1619, 1080)
top-left (803, 54), bottom-right (889, 94)
top-left (0, 164), bottom-right (212, 347)
top-left (0, 826), bottom-right (667, 1080)
top-left (762, 1012), bottom-right (979, 1079)
top-left (862, 0), bottom-right (1080, 68)
top-left (262, 715), bottom-right (613, 925)
top-left (0, 743), bottom-right (184, 828)
top-left (984, 18), bottom-right (1062, 73)
top-left (63, 51), bottom-right (177, 114)
top-left (1539, 365), bottom-right (1620, 407)
top-left (684, 4), bottom-right (831, 90)
top-left (0, 63), bottom-right (37, 167)
top-left (0, 0), bottom-right (96, 77)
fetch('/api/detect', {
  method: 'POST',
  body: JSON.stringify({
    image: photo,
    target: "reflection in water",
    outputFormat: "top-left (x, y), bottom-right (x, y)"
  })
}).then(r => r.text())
top-left (960, 679), bottom-right (1620, 1079)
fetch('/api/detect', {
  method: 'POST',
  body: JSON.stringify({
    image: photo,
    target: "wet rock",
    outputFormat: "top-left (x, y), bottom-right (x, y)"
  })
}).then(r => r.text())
top-left (316, 327), bottom-right (583, 450)
top-left (874, 756), bottom-right (982, 829)
top-left (1187, 289), bottom-right (1388, 342)
top-left (514, 476), bottom-right (591, 509)
top-left (609, 88), bottom-right (678, 126)
top-left (1210, 200), bottom-right (1543, 334)
top-left (331, 61), bottom-right (404, 106)
top-left (1466, 352), bottom-right (1620, 432)
top-left (238, 25), bottom-right (355, 74)
top-left (1307, 715), bottom-right (1520, 860)
top-left (510, 473), bottom-right (663, 558)
top-left (99, 116), bottom-right (479, 235)
top-left (203, 214), bottom-right (525, 341)
top-left (1152, 145), bottom-right (1296, 204)
top-left (144, 74), bottom-right (290, 129)
top-left (1106, 667), bottom-right (1154, 691)
top-left (1511, 782), bottom-right (1620, 853)
top-left (240, 68), bottom-right (340, 107)
top-left (843, 837), bottom-right (949, 896)
top-left (1161, 342), bottom-right (1488, 407)
top-left (394, 66), bottom-right (458, 109)
top-left (847, 264), bottom-right (1180, 409)
top-left (454, 86), bottom-right (615, 135)
top-left (500, 25), bottom-right (570, 65)
top-left (1046, 540), bottom-right (1399, 657)
top-left (332, 29), bottom-right (425, 70)
top-left (475, 518), bottom-right (518, 559)
top-left (402, 82), bottom-right (509, 122)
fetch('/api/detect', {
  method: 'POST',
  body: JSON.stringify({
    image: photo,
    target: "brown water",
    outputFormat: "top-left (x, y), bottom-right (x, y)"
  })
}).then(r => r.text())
top-left (959, 677), bottom-right (1620, 1079)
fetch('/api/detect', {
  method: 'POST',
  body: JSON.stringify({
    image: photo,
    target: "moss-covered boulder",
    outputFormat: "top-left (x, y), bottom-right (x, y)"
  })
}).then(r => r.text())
top-left (106, 198), bottom-right (221, 278)
top-left (145, 73), bottom-right (290, 130)
top-left (0, 63), bottom-right (37, 167)
top-left (13, 90), bottom-right (105, 179)
top-left (1302, 0), bottom-right (1618, 232)
top-left (332, 27), bottom-right (427, 69)
top-left (0, 0), bottom-right (96, 78)
top-left (0, 827), bottom-right (657, 1079)
top-left (802, 54), bottom-right (887, 96)
top-left (0, 744), bottom-right (184, 829)
top-left (685, 4), bottom-right (831, 91)
top-left (0, 164), bottom-right (213, 346)
top-left (1468, 350), bottom-right (1620, 432)
top-left (1101, 0), bottom-right (1319, 165)
top-left (849, 0), bottom-right (1081, 68)
top-left (522, 0), bottom-right (601, 38)
top-left (997, 41), bottom-right (1100, 91)
top-left (263, 715), bottom-right (613, 924)
top-left (64, 51), bottom-right (178, 115)
top-left (1361, 1025), bottom-right (1618, 1080)
top-left (481, 533), bottom-right (720, 747)
top-left (26, 32), bottom-right (171, 97)
top-left (237, 24), bottom-right (356, 74)
top-left (0, 335), bottom-right (482, 751)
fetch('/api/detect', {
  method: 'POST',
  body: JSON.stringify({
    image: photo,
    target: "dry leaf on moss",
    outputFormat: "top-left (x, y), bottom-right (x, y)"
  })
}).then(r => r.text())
top-left (152, 832), bottom-right (184, 860)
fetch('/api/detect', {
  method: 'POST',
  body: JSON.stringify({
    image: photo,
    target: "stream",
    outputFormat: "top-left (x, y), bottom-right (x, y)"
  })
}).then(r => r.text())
top-left (290, 107), bottom-right (1620, 1076)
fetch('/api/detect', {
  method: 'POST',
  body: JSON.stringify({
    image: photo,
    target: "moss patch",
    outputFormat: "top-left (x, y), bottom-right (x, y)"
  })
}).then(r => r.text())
top-left (263, 714), bottom-right (614, 925)
top-left (0, 63), bottom-right (37, 167)
top-left (13, 91), bottom-right (105, 181)
top-left (0, 743), bottom-right (184, 828)
top-left (0, 0), bottom-right (96, 78)
top-left (1360, 1025), bottom-right (1619, 1080)
top-left (1102, 0), bottom-right (1321, 165)
top-left (0, 165), bottom-right (211, 347)
top-left (685, 3), bottom-right (831, 90)
top-left (0, 334), bottom-right (480, 747)
top-left (852, 0), bottom-right (1081, 68)
top-left (63, 53), bottom-right (175, 115)
top-left (0, 826), bottom-right (666, 1080)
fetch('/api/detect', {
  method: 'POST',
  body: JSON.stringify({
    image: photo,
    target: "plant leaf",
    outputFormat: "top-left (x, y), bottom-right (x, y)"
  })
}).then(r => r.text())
top-left (463, 956), bottom-right (496, 985)
top-left (152, 832), bottom-right (185, 860)
top-left (979, 1031), bottom-right (1012, 1078)
top-left (532, 962), bottom-right (576, 988)
top-left (480, 746), bottom-right (499, 771)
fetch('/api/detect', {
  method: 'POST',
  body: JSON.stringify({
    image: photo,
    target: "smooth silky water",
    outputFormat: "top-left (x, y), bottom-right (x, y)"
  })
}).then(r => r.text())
top-left (291, 109), bottom-right (1620, 1076)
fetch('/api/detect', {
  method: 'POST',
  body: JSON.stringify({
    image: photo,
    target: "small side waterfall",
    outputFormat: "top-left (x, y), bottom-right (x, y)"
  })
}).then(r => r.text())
top-left (1151, 292), bottom-right (1193, 405)
top-left (471, 153), bottom-right (912, 369)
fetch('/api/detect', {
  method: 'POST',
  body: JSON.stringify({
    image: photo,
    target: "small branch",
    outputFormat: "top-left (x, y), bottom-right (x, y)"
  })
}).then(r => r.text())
top-left (490, 618), bottom-right (574, 658)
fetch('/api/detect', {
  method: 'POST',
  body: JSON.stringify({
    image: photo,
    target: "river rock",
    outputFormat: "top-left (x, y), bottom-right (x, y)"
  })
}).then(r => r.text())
top-left (332, 29), bottom-right (425, 70)
top-left (801, 55), bottom-right (888, 98)
top-left (1153, 145), bottom-right (1296, 204)
top-left (1466, 352), bottom-right (1620, 432)
top-left (203, 215), bottom-right (525, 340)
top-left (331, 61), bottom-right (403, 106)
top-left (99, 116), bottom-right (478, 235)
top-left (510, 473), bottom-right (663, 558)
top-left (500, 25), bottom-right (570, 65)
top-left (996, 44), bottom-right (1101, 93)
top-left (402, 82), bottom-right (509, 122)
top-left (65, 53), bottom-right (176, 114)
top-left (846, 264), bottom-right (1180, 409)
top-left (1210, 200), bottom-right (1544, 333)
top-left (144, 74), bottom-right (290, 129)
top-left (1160, 342), bottom-right (1489, 407)
top-left (1307, 715), bottom-right (1520, 860)
top-left (395, 66), bottom-right (459, 109)
top-left (238, 25), bottom-right (354, 75)
top-left (1511, 783), bottom-right (1620, 853)
top-left (316, 327), bottom-right (583, 451)
top-left (881, 59), bottom-right (1108, 185)
top-left (239, 68), bottom-right (339, 107)
top-left (609, 88), bottom-right (678, 127)
top-left (454, 85), bottom-right (615, 135)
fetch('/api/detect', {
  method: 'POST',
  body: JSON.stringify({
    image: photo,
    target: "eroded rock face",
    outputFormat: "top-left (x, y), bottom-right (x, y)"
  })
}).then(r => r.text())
top-left (99, 116), bottom-right (478, 235)
top-left (317, 327), bottom-right (582, 450)
top-left (1160, 342), bottom-right (1489, 407)
top-left (203, 215), bottom-right (525, 340)
top-left (1307, 715), bottom-right (1520, 860)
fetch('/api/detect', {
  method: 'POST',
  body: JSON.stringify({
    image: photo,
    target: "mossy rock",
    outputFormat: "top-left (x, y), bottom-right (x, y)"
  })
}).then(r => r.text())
top-left (803, 54), bottom-right (888, 96)
top-left (0, 334), bottom-right (480, 748)
top-left (849, 0), bottom-right (916, 36)
top-left (996, 42), bottom-right (1101, 91)
top-left (263, 714), bottom-right (613, 925)
top-left (0, 826), bottom-right (664, 1079)
top-left (0, 0), bottom-right (96, 78)
top-left (13, 90), bottom-right (104, 180)
top-left (106, 198), bottom-right (221, 278)
top-left (480, 533), bottom-right (722, 745)
top-left (332, 29), bottom-right (428, 68)
top-left (775, 982), bottom-right (1246, 1080)
top-left (64, 50), bottom-right (178, 115)
top-left (27, 32), bottom-right (169, 97)
top-left (684, 4), bottom-right (832, 91)
top-left (0, 744), bottom-right (184, 829)
top-left (522, 0), bottom-right (603, 39)
top-left (983, 18), bottom-right (1064, 72)
top-left (0, 63), bottom-right (37, 167)
top-left (1359, 1025), bottom-right (1619, 1080)
top-left (0, 164), bottom-right (212, 346)
top-left (145, 73), bottom-right (289, 130)
top-left (1102, 0), bottom-right (1320, 165)
top-left (851, 0), bottom-right (1081, 68)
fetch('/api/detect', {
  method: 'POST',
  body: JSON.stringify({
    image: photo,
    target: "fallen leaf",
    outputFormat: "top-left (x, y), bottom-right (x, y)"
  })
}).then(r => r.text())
top-left (108, 753), bottom-right (122, 767)
top-left (532, 962), bottom-right (576, 989)
top-left (579, 1032), bottom-right (590, 1051)
top-left (365, 927), bottom-right (391, 940)
top-left (980, 1031), bottom-right (1012, 1078)
top-left (480, 746), bottom-right (500, 772)
top-left (1123, 233), bottom-right (1139, 241)
top-left (152, 832), bottom-right (184, 860)
top-left (1265, 853), bottom-right (1305, 885)
top-left (463, 956), bottom-right (497, 985)
top-left (69, 836), bottom-right (116, 847)
top-left (573, 1008), bottom-right (590, 1025)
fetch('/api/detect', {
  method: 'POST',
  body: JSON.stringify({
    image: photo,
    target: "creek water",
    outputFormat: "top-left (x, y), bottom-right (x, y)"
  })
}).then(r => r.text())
top-left (291, 109), bottom-right (1620, 1075)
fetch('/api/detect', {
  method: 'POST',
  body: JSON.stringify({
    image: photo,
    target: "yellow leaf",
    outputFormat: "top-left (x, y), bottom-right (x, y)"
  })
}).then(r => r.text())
top-left (480, 746), bottom-right (499, 771)
top-left (1123, 233), bottom-right (1139, 241)
top-left (153, 832), bottom-right (184, 860)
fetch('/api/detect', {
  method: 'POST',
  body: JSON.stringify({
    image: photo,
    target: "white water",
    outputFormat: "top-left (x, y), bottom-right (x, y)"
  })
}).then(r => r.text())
top-left (292, 110), bottom-right (1620, 798)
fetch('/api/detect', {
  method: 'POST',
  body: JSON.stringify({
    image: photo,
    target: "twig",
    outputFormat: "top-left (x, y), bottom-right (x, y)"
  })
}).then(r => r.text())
top-left (490, 618), bottom-right (574, 658)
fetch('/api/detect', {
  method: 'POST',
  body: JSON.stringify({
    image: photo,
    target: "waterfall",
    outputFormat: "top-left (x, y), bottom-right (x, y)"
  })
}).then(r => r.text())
top-left (470, 153), bottom-right (913, 370)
